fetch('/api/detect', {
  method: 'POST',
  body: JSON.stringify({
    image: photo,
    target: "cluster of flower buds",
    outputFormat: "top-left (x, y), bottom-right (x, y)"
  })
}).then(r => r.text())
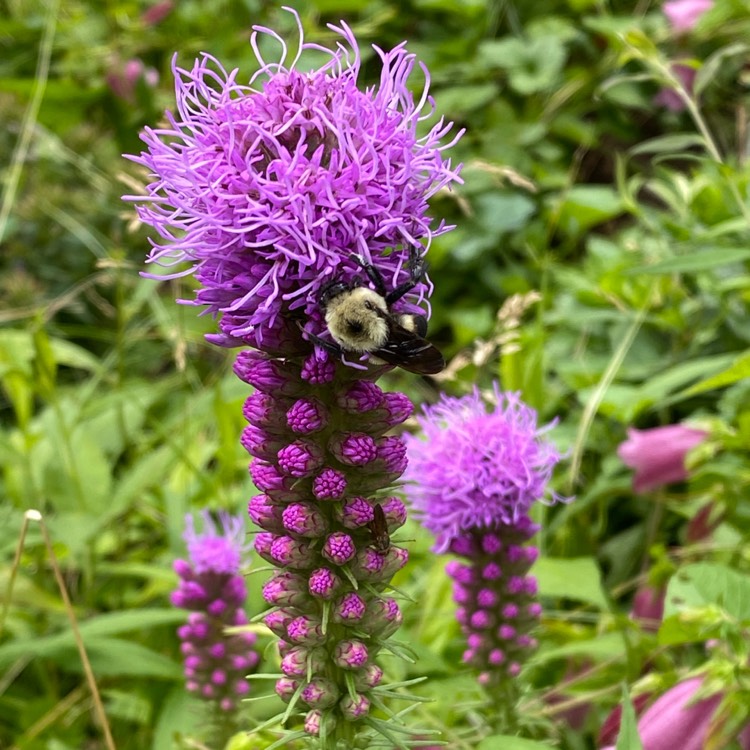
top-left (446, 517), bottom-right (542, 688)
top-left (172, 512), bottom-right (259, 713)
top-left (238, 349), bottom-right (413, 734)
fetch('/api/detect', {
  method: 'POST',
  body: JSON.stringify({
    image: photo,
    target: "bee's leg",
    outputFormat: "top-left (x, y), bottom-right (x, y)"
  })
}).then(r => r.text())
top-left (303, 329), bottom-right (344, 358)
top-left (352, 254), bottom-right (388, 297)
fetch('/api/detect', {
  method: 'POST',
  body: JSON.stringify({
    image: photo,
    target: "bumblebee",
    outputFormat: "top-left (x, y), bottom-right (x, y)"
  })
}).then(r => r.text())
top-left (310, 249), bottom-right (445, 375)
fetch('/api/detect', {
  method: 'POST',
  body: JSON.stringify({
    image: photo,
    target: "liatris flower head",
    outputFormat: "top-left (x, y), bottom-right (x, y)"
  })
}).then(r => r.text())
top-left (172, 511), bottom-right (259, 718)
top-left (404, 385), bottom-right (565, 706)
top-left (404, 385), bottom-right (564, 553)
top-left (617, 424), bottom-right (708, 493)
top-left (127, 8), bottom-right (462, 355)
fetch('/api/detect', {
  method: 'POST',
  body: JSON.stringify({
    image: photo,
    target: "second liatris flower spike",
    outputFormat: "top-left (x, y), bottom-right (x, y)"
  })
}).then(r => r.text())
top-left (404, 386), bottom-right (567, 730)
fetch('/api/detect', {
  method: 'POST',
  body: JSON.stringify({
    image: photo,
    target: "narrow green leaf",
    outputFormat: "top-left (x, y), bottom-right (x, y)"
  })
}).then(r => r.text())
top-left (682, 350), bottom-right (750, 396)
top-left (629, 133), bottom-right (705, 155)
top-left (478, 736), bottom-right (554, 750)
top-left (626, 248), bottom-right (750, 275)
top-left (615, 684), bottom-right (644, 750)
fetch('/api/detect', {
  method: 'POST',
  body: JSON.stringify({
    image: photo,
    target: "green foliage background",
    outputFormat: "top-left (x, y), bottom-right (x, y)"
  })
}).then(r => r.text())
top-left (2, 0), bottom-right (750, 748)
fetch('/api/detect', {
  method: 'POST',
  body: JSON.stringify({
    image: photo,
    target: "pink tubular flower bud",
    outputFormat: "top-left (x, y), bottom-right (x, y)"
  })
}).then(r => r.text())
top-left (308, 567), bottom-right (341, 600)
top-left (287, 615), bottom-right (326, 646)
top-left (322, 532), bottom-right (357, 565)
top-left (332, 639), bottom-right (369, 669)
top-left (301, 677), bottom-right (340, 709)
top-left (282, 503), bottom-right (328, 537)
top-left (330, 433), bottom-right (378, 466)
top-left (339, 692), bottom-right (370, 720)
top-left (312, 468), bottom-right (348, 501)
top-left (617, 424), bottom-right (707, 493)
top-left (287, 398), bottom-right (328, 434)
top-left (278, 439), bottom-right (325, 478)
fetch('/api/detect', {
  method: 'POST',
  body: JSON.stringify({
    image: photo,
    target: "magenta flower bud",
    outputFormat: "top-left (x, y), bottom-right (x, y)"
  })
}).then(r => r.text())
top-left (365, 597), bottom-right (401, 635)
top-left (447, 561), bottom-right (474, 585)
top-left (502, 603), bottom-right (519, 619)
top-left (339, 497), bottom-right (376, 529)
top-left (262, 571), bottom-right (310, 607)
top-left (287, 398), bottom-right (328, 434)
top-left (617, 424), bottom-right (707, 493)
top-left (281, 645), bottom-right (327, 678)
top-left (322, 532), bottom-right (357, 565)
top-left (264, 609), bottom-right (295, 639)
top-left (253, 532), bottom-right (277, 563)
top-left (312, 468), bottom-right (348, 501)
top-left (330, 433), bottom-right (378, 466)
top-left (301, 677), bottom-right (340, 709)
top-left (376, 435), bottom-right (408, 476)
top-left (278, 439), bottom-right (325, 478)
top-left (234, 352), bottom-right (293, 393)
top-left (173, 559), bottom-right (192, 578)
top-left (241, 425), bottom-right (285, 461)
top-left (379, 546), bottom-right (409, 578)
top-left (380, 497), bottom-right (408, 530)
top-left (348, 547), bottom-right (386, 581)
top-left (339, 693), bottom-right (370, 721)
top-left (243, 391), bottom-right (287, 428)
top-left (332, 639), bottom-right (369, 669)
top-left (353, 663), bottom-right (384, 690)
top-left (304, 709), bottom-right (322, 736)
top-left (498, 624), bottom-right (516, 639)
top-left (481, 533), bottom-right (502, 554)
top-left (250, 460), bottom-right (302, 502)
top-left (337, 381), bottom-right (384, 413)
top-left (287, 615), bottom-right (326, 646)
top-left (300, 354), bottom-right (336, 385)
top-left (333, 592), bottom-right (367, 624)
top-left (141, 0), bottom-right (173, 26)
top-left (282, 503), bottom-right (328, 537)
top-left (275, 677), bottom-right (300, 704)
top-left (477, 589), bottom-right (499, 608)
top-left (308, 567), bottom-right (341, 600)
top-left (631, 584), bottom-right (666, 632)
top-left (528, 602), bottom-right (543, 617)
top-left (270, 535), bottom-right (318, 569)
top-left (663, 0), bottom-right (713, 33)
top-left (471, 610), bottom-right (494, 630)
top-left (482, 562), bottom-right (502, 580)
top-left (247, 494), bottom-right (283, 532)
top-left (382, 392), bottom-right (414, 426)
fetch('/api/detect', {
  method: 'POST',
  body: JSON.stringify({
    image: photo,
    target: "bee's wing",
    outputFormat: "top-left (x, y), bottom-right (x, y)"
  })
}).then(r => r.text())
top-left (371, 321), bottom-right (445, 375)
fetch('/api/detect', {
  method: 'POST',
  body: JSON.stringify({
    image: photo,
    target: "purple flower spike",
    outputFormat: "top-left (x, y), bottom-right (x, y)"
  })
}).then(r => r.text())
top-left (130, 7), bottom-right (463, 742)
top-left (172, 512), bottom-right (259, 720)
top-left (405, 384), bottom-right (567, 701)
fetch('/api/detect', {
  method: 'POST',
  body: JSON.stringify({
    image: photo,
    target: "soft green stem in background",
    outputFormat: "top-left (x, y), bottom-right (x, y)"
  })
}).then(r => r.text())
top-left (0, 0), bottom-right (59, 245)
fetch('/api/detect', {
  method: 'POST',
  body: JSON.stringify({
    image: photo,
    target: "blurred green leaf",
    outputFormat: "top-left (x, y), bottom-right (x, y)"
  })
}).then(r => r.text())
top-left (478, 737), bottom-right (553, 750)
top-left (535, 557), bottom-right (607, 608)
top-left (626, 248), bottom-right (750, 275)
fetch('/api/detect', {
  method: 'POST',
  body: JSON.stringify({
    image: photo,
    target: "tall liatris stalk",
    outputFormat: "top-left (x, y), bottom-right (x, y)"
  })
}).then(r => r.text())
top-left (127, 10), bottom-right (462, 747)
top-left (403, 386), bottom-right (565, 733)
top-left (171, 512), bottom-right (259, 744)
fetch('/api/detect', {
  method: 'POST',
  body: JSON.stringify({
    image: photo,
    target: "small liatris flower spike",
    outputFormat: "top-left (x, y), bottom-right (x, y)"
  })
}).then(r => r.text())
top-left (403, 385), bottom-right (566, 731)
top-left (128, 8), bottom-right (462, 747)
top-left (172, 512), bottom-right (259, 741)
